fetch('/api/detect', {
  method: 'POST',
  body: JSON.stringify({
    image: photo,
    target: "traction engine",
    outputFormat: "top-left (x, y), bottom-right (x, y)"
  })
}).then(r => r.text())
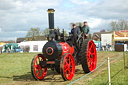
top-left (31, 9), bottom-right (97, 81)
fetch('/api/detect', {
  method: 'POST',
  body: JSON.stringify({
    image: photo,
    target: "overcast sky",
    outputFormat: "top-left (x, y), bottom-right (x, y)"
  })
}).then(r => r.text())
top-left (0, 0), bottom-right (128, 41)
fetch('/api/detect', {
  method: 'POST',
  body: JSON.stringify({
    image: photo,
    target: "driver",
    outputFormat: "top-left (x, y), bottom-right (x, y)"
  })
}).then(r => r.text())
top-left (82, 21), bottom-right (90, 38)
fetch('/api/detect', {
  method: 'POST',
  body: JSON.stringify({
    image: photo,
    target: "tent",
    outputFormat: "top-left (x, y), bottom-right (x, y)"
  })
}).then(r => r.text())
top-left (3, 43), bottom-right (18, 52)
top-left (18, 41), bottom-right (47, 52)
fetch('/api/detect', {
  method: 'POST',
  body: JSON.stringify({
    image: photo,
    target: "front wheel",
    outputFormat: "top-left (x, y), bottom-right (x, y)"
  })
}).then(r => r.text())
top-left (60, 53), bottom-right (75, 81)
top-left (31, 54), bottom-right (47, 80)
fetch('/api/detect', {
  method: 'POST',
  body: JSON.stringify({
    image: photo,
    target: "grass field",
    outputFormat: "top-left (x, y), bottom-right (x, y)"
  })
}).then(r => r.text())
top-left (87, 52), bottom-right (128, 85)
top-left (0, 52), bottom-right (127, 85)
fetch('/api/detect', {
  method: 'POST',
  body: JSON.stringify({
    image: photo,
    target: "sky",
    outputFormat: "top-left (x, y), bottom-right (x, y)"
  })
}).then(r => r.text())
top-left (0, 0), bottom-right (128, 41)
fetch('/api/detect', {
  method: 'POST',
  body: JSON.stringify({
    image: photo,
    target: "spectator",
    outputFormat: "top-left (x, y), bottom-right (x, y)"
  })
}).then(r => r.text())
top-left (7, 47), bottom-right (10, 53)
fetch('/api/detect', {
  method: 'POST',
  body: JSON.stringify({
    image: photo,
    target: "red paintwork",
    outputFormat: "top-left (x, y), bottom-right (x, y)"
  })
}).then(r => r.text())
top-left (59, 42), bottom-right (74, 57)
top-left (33, 55), bottom-right (47, 79)
top-left (32, 40), bottom-right (97, 80)
top-left (62, 53), bottom-right (75, 80)
top-left (87, 40), bottom-right (97, 72)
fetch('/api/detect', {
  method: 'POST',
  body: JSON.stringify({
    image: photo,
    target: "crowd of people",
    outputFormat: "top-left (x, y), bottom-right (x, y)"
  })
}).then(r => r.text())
top-left (0, 45), bottom-right (31, 53)
top-left (101, 43), bottom-right (112, 51)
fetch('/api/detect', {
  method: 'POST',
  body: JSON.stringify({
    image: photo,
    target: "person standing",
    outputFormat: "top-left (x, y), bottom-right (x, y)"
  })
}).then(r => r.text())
top-left (0, 47), bottom-right (2, 54)
top-left (7, 47), bottom-right (10, 53)
top-left (70, 24), bottom-right (79, 46)
top-left (71, 24), bottom-right (79, 35)
top-left (81, 21), bottom-right (90, 38)
top-left (106, 43), bottom-right (108, 51)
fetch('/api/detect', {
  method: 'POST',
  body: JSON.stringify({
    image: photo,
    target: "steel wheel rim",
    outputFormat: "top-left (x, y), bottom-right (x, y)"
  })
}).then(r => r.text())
top-left (33, 55), bottom-right (47, 79)
top-left (87, 40), bottom-right (97, 72)
top-left (63, 54), bottom-right (75, 80)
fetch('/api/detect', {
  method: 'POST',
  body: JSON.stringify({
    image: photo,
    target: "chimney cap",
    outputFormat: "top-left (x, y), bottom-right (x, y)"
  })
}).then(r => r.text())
top-left (47, 8), bottom-right (55, 13)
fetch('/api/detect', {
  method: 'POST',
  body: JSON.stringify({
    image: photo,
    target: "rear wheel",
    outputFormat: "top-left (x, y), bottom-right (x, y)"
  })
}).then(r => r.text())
top-left (60, 53), bottom-right (75, 81)
top-left (80, 39), bottom-right (97, 73)
top-left (31, 54), bottom-right (47, 80)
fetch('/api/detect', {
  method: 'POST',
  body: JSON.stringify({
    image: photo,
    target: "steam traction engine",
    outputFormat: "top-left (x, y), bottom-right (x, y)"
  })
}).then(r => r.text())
top-left (31, 9), bottom-right (97, 81)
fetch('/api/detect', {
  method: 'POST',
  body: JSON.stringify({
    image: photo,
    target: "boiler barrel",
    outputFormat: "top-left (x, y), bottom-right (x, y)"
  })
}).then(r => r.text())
top-left (43, 41), bottom-right (74, 60)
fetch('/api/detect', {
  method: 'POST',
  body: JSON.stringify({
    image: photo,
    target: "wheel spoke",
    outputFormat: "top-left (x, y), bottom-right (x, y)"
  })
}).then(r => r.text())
top-left (89, 43), bottom-right (93, 51)
top-left (90, 60), bottom-right (92, 69)
top-left (68, 57), bottom-right (71, 63)
top-left (35, 65), bottom-right (37, 68)
top-left (87, 54), bottom-right (91, 60)
top-left (34, 67), bottom-right (38, 72)
top-left (90, 59), bottom-right (94, 70)
top-left (89, 45), bottom-right (92, 51)
top-left (87, 51), bottom-right (91, 59)
top-left (64, 67), bottom-right (69, 72)
top-left (64, 69), bottom-right (68, 75)
top-left (39, 69), bottom-right (42, 77)
top-left (91, 53), bottom-right (95, 55)
top-left (69, 58), bottom-right (73, 65)
top-left (65, 61), bottom-right (69, 66)
top-left (38, 57), bottom-right (40, 62)
top-left (36, 71), bottom-right (39, 77)
top-left (68, 68), bottom-right (72, 74)
top-left (36, 61), bottom-right (38, 65)
top-left (64, 62), bottom-right (69, 72)
top-left (40, 69), bottom-right (43, 75)
top-left (68, 70), bottom-right (71, 77)
top-left (87, 59), bottom-right (91, 68)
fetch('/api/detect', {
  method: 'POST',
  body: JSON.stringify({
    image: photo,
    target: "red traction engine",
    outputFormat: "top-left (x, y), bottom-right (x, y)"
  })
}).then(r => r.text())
top-left (31, 9), bottom-right (97, 81)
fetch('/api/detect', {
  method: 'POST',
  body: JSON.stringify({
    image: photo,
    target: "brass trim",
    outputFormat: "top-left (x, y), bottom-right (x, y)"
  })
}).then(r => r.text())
top-left (47, 9), bottom-right (55, 13)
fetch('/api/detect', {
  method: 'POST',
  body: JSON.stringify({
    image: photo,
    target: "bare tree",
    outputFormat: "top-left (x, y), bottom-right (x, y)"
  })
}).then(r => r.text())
top-left (109, 20), bottom-right (128, 31)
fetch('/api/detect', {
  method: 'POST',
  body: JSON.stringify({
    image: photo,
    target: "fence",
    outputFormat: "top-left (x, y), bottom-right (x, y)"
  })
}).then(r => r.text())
top-left (68, 52), bottom-right (127, 85)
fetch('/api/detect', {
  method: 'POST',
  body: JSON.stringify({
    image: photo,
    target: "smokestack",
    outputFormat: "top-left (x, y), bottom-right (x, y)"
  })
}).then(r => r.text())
top-left (47, 9), bottom-right (55, 38)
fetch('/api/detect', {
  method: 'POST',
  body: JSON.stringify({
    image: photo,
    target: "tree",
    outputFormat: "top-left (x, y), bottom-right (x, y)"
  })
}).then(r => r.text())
top-left (41, 28), bottom-right (49, 36)
top-left (109, 20), bottom-right (128, 31)
top-left (109, 21), bottom-right (116, 31)
top-left (70, 23), bottom-right (74, 28)
top-left (63, 30), bottom-right (68, 36)
top-left (25, 28), bottom-right (40, 41)
top-left (70, 22), bottom-right (83, 28)
top-left (100, 29), bottom-right (106, 32)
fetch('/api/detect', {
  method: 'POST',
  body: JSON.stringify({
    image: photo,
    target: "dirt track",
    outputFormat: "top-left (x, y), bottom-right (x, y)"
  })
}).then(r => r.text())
top-left (0, 52), bottom-right (123, 85)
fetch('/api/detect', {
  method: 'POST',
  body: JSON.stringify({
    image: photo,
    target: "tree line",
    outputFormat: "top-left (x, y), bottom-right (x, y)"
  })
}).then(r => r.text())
top-left (25, 27), bottom-right (68, 41)
top-left (108, 20), bottom-right (128, 31)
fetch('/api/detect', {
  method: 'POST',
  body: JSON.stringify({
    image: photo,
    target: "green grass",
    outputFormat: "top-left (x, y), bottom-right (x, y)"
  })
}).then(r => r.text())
top-left (0, 53), bottom-right (38, 84)
top-left (86, 52), bottom-right (128, 85)
top-left (0, 52), bottom-right (128, 85)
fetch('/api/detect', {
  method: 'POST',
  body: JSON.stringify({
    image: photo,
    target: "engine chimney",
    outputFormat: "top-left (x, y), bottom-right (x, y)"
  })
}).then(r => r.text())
top-left (47, 9), bottom-right (55, 40)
